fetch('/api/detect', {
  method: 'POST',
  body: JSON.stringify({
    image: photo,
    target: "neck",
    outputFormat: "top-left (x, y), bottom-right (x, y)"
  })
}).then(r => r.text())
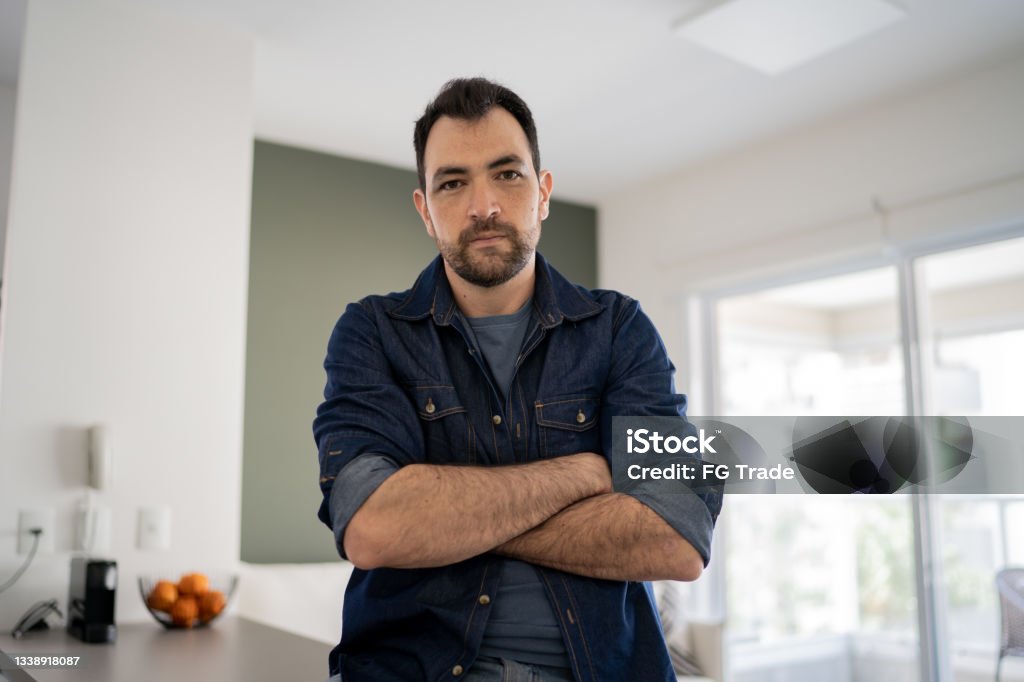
top-left (444, 255), bottom-right (536, 318)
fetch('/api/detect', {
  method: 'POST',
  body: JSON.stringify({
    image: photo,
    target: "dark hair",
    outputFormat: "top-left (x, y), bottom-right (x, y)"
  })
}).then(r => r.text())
top-left (414, 77), bottom-right (540, 190)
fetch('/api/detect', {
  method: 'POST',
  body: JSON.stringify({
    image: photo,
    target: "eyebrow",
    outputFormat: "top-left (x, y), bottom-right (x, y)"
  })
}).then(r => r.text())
top-left (487, 154), bottom-right (525, 170)
top-left (431, 154), bottom-right (527, 183)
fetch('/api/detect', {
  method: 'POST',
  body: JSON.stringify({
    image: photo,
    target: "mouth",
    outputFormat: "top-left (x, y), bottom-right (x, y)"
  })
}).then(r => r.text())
top-left (470, 234), bottom-right (506, 246)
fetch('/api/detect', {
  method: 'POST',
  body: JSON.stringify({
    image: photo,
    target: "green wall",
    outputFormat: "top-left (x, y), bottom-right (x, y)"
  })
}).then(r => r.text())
top-left (241, 140), bottom-right (598, 563)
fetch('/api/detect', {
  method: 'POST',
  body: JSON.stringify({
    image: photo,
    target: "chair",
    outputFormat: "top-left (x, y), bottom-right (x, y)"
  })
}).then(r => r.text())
top-left (997, 568), bottom-right (1024, 682)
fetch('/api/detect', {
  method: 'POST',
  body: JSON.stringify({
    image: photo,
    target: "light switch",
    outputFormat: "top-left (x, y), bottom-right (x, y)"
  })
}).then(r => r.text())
top-left (137, 506), bottom-right (171, 551)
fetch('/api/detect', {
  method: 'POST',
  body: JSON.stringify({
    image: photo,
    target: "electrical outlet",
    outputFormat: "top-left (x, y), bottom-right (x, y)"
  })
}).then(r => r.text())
top-left (18, 508), bottom-right (55, 554)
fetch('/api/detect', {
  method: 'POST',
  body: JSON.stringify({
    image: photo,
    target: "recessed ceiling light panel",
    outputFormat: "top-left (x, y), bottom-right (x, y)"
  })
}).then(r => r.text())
top-left (676, 0), bottom-right (906, 75)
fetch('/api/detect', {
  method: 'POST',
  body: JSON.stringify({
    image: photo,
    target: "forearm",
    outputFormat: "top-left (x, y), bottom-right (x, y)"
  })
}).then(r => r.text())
top-left (494, 493), bottom-right (704, 582)
top-left (344, 453), bottom-right (609, 570)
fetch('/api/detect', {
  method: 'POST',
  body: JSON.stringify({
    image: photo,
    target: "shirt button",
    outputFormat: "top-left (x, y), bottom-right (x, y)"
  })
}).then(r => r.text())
top-left (478, 594), bottom-right (491, 605)
top-left (492, 415), bottom-right (502, 425)
top-left (452, 665), bottom-right (464, 676)
top-left (425, 398), bottom-right (436, 414)
top-left (576, 409), bottom-right (586, 423)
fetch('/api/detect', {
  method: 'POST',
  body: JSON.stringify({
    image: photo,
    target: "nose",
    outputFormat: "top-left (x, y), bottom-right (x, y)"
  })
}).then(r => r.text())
top-left (467, 180), bottom-right (500, 222)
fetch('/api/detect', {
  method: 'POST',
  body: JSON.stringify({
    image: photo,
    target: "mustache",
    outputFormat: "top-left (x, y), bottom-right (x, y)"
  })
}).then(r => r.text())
top-left (457, 217), bottom-right (517, 246)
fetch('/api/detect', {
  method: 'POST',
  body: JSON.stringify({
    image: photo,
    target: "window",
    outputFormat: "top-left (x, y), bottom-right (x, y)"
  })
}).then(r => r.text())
top-left (717, 267), bottom-right (904, 416)
top-left (917, 236), bottom-right (1024, 677)
top-left (715, 268), bottom-right (919, 680)
top-left (708, 232), bottom-right (1024, 682)
top-left (918, 236), bottom-right (1024, 417)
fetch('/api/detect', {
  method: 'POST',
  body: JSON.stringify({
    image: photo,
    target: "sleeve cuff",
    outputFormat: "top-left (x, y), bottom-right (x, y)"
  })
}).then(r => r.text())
top-left (329, 454), bottom-right (400, 560)
top-left (628, 488), bottom-right (717, 566)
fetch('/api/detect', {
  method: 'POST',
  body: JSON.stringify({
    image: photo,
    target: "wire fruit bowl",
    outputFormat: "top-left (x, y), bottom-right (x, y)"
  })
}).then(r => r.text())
top-left (139, 573), bottom-right (238, 629)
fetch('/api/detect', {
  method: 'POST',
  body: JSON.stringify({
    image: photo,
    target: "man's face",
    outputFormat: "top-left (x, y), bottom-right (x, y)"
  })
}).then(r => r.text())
top-left (413, 107), bottom-right (552, 288)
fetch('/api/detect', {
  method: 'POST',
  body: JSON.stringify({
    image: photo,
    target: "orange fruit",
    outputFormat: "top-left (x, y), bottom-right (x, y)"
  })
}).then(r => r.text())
top-left (198, 590), bottom-right (226, 622)
top-left (147, 580), bottom-right (178, 612)
top-left (170, 596), bottom-right (199, 628)
top-left (177, 572), bottom-right (210, 596)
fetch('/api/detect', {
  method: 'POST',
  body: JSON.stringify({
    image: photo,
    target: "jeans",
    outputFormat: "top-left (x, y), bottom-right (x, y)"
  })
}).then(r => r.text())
top-left (463, 657), bottom-right (576, 682)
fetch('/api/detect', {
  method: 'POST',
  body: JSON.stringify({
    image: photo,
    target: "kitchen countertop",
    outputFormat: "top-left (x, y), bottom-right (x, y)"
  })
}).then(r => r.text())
top-left (0, 616), bottom-right (332, 681)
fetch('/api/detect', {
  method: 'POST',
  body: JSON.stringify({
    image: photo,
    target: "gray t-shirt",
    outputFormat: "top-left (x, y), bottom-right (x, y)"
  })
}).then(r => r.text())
top-left (464, 302), bottom-right (532, 400)
top-left (463, 304), bottom-right (572, 670)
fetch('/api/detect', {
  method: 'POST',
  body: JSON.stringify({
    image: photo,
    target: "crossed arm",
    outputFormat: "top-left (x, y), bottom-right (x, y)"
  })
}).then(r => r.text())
top-left (327, 297), bottom-right (707, 582)
top-left (342, 454), bottom-right (704, 582)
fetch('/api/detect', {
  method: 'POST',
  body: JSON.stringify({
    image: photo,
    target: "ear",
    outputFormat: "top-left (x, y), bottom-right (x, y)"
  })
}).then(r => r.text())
top-left (413, 188), bottom-right (436, 238)
top-left (537, 170), bottom-right (553, 221)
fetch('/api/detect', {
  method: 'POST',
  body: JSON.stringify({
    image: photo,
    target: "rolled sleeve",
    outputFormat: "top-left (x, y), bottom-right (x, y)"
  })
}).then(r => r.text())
top-left (313, 300), bottom-right (426, 545)
top-left (601, 296), bottom-right (722, 565)
top-left (630, 488), bottom-right (718, 565)
top-left (329, 454), bottom-right (400, 560)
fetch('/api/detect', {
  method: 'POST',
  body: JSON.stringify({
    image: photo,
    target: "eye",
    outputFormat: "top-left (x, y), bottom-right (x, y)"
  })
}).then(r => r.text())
top-left (497, 170), bottom-right (522, 181)
top-left (438, 179), bottom-right (464, 191)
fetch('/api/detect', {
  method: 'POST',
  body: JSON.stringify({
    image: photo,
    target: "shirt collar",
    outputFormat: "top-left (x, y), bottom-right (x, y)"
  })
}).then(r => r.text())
top-left (388, 252), bottom-right (605, 328)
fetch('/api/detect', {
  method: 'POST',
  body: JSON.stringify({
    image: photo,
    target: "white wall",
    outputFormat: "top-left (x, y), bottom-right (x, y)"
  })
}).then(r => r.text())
top-left (0, 0), bottom-right (252, 627)
top-left (0, 84), bottom-right (16, 285)
top-left (599, 52), bottom-right (1024, 403)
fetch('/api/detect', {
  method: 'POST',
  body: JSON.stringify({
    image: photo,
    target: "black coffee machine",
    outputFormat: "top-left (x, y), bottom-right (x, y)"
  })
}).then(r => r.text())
top-left (67, 557), bottom-right (117, 643)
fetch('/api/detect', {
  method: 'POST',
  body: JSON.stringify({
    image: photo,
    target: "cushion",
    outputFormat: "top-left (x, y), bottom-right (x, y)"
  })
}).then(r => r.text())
top-left (653, 580), bottom-right (705, 677)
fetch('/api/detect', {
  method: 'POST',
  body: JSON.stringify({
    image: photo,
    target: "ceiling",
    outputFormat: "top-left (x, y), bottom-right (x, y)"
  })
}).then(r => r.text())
top-left (3, 0), bottom-right (1024, 203)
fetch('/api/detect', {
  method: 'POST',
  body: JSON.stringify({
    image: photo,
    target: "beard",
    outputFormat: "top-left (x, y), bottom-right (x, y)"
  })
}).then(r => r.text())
top-left (436, 216), bottom-right (538, 288)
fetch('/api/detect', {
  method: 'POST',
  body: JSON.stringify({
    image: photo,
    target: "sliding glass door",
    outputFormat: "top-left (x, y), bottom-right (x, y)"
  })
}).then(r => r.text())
top-left (916, 236), bottom-right (1024, 681)
top-left (715, 267), bottom-right (919, 682)
top-left (708, 232), bottom-right (1024, 682)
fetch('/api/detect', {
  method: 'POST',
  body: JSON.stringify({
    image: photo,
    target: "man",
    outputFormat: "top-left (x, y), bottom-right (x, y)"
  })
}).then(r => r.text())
top-left (314, 77), bottom-right (720, 682)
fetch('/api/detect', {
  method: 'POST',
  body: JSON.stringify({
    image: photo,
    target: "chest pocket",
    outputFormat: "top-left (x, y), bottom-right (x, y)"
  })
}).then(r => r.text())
top-left (535, 395), bottom-right (601, 458)
top-left (410, 385), bottom-right (475, 464)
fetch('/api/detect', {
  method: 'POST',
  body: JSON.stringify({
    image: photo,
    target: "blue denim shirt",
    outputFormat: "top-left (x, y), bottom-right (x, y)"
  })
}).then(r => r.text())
top-left (314, 253), bottom-right (720, 681)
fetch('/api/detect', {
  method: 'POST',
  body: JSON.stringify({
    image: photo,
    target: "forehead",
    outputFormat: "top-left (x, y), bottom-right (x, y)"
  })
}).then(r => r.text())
top-left (423, 108), bottom-right (532, 172)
